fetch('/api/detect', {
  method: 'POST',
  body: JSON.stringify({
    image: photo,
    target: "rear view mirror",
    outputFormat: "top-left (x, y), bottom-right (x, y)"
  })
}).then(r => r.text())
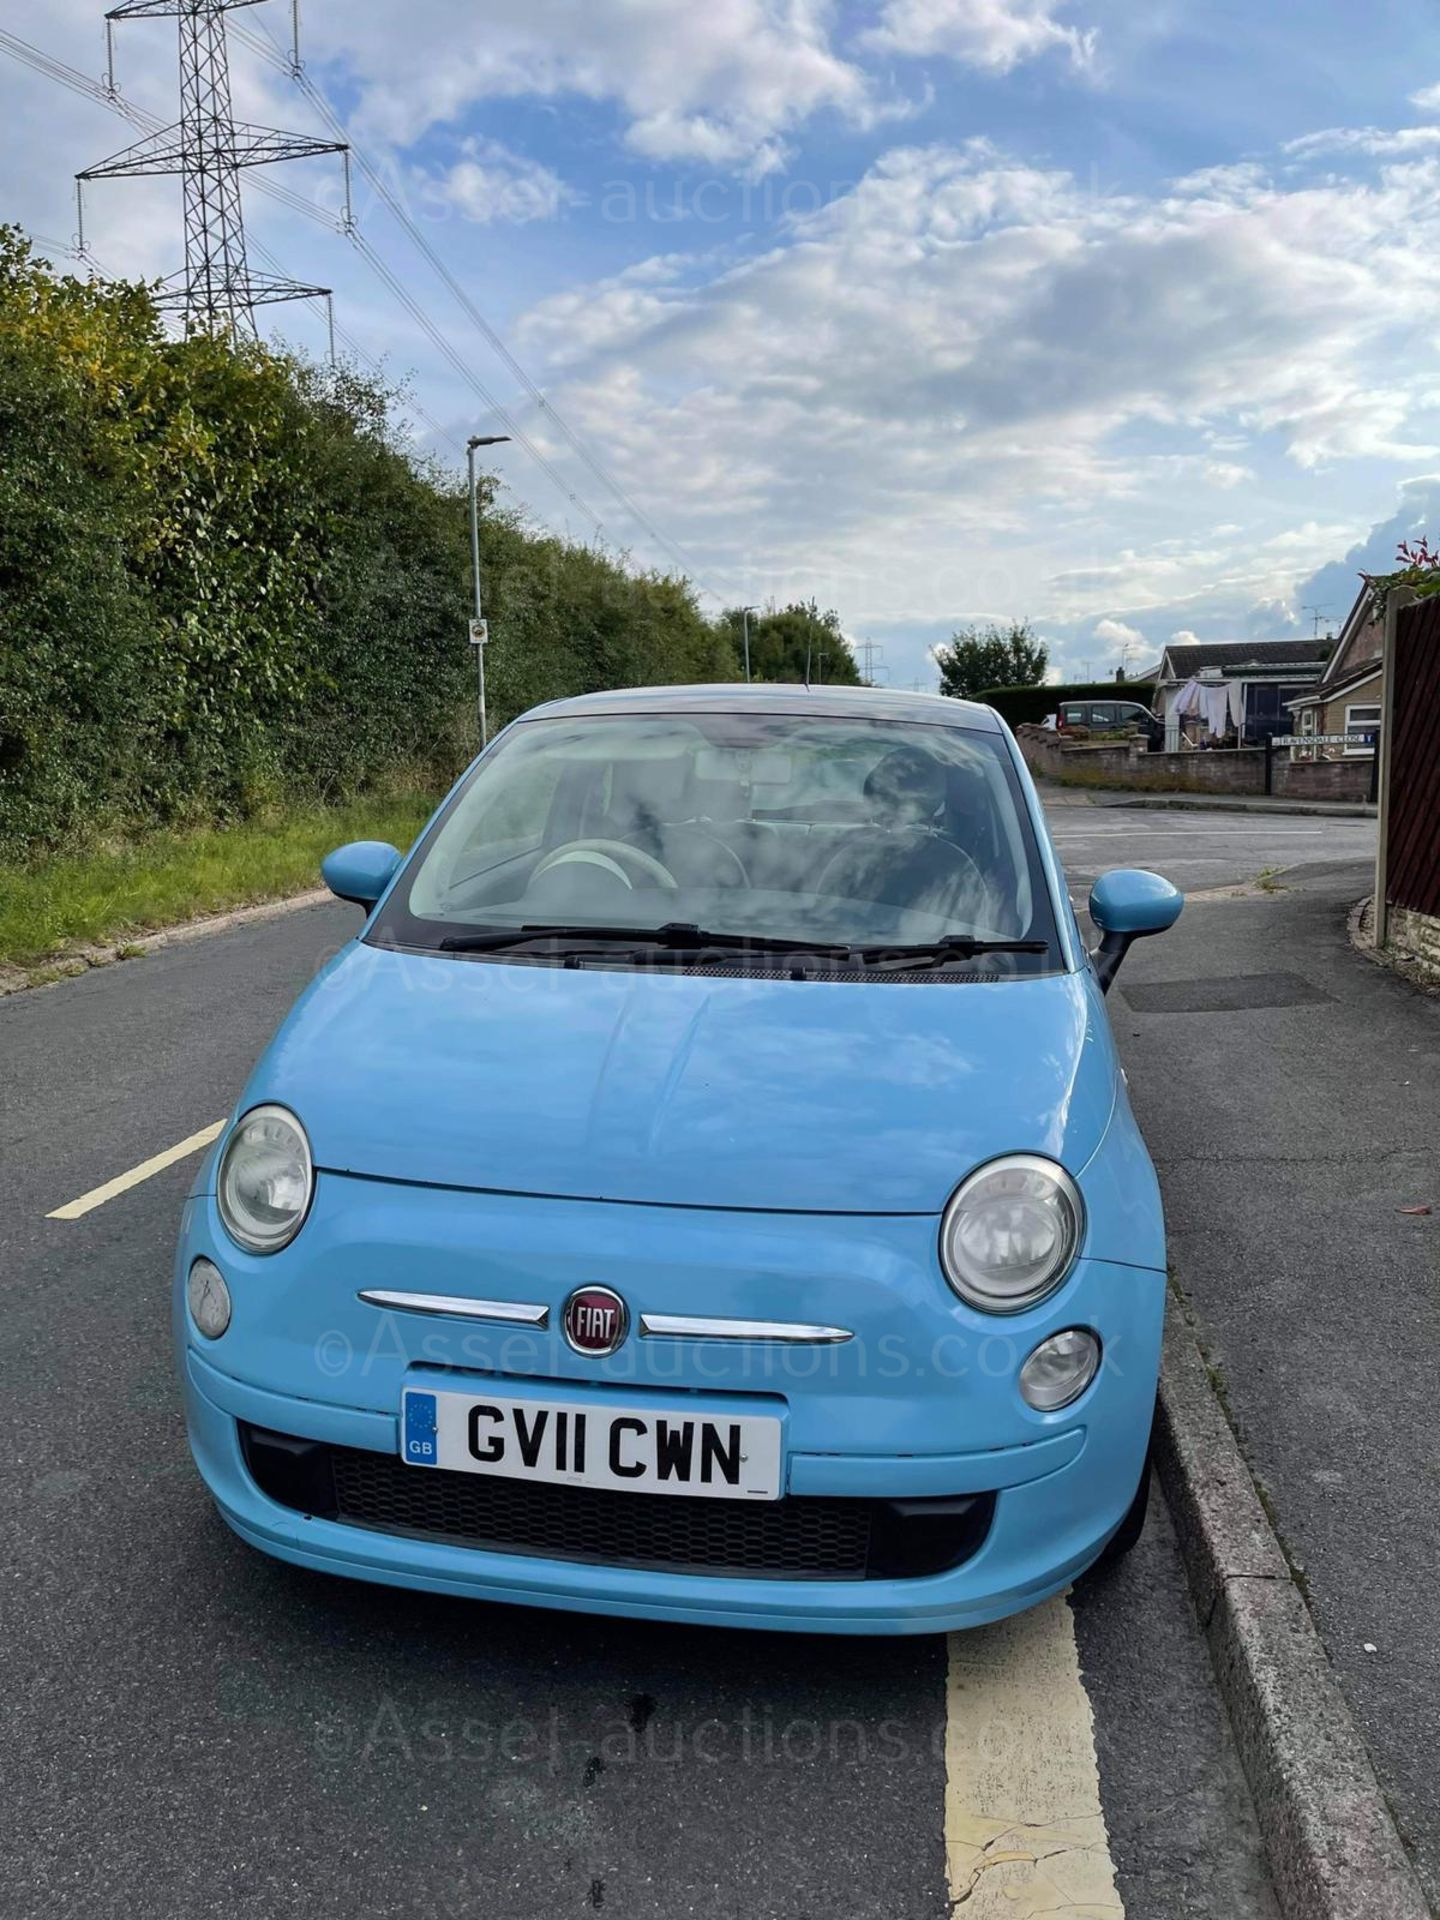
top-left (1088, 869), bottom-right (1183, 993)
top-left (322, 840), bottom-right (402, 910)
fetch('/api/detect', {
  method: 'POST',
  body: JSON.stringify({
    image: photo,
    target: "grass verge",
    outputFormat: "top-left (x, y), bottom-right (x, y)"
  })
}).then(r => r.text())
top-left (0, 793), bottom-right (436, 975)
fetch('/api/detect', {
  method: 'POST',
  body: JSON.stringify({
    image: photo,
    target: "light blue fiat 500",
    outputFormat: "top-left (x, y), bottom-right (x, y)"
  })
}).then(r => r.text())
top-left (176, 685), bottom-right (1182, 1634)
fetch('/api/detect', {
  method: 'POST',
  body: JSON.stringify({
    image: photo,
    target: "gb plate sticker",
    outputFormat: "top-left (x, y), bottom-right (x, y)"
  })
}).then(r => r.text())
top-left (403, 1390), bottom-right (438, 1467)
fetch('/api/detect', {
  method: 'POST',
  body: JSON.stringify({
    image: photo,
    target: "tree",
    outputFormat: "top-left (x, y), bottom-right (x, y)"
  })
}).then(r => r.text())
top-left (0, 226), bottom-right (755, 860)
top-left (717, 600), bottom-right (861, 685)
top-left (933, 621), bottom-right (1048, 701)
top-left (1361, 535), bottom-right (1440, 618)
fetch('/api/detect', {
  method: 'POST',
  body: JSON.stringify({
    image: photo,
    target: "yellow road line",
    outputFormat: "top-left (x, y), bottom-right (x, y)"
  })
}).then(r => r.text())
top-left (47, 1121), bottom-right (226, 1221)
top-left (945, 1594), bottom-right (1123, 1917)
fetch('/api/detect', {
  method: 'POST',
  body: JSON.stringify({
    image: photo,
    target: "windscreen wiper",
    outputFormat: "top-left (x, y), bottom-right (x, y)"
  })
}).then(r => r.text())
top-left (850, 937), bottom-right (1051, 970)
top-left (439, 922), bottom-right (851, 958)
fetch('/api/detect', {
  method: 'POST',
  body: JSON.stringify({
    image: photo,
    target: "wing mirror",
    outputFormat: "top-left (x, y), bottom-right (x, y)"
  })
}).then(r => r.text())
top-left (322, 840), bottom-right (403, 910)
top-left (1088, 869), bottom-right (1183, 993)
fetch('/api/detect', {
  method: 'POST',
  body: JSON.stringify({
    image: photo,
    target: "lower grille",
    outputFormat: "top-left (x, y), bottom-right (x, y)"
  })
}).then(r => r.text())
top-left (240, 1425), bottom-right (995, 1583)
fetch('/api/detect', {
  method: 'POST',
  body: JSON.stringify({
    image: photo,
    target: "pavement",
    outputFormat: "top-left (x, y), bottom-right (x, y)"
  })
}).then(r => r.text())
top-left (1098, 833), bottom-right (1440, 1914)
top-left (1050, 799), bottom-right (1439, 1912)
top-left (0, 901), bottom-right (1281, 1917)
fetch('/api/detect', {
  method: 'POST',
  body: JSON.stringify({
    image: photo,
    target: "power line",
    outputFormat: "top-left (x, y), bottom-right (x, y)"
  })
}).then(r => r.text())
top-left (1, 22), bottom-right (616, 537)
top-left (236, 14), bottom-right (717, 594)
top-left (0, 24), bottom-right (457, 454)
top-left (347, 227), bottom-right (611, 530)
top-left (0, 24), bottom-right (342, 234)
top-left (1, 20), bottom-right (723, 582)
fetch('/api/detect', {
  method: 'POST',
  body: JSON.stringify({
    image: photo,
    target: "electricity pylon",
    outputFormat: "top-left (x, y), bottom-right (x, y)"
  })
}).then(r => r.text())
top-left (78, 0), bottom-right (347, 338)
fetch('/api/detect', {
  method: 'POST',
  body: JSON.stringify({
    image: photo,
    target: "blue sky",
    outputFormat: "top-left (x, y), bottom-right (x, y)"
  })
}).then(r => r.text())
top-left (6, 0), bottom-right (1440, 688)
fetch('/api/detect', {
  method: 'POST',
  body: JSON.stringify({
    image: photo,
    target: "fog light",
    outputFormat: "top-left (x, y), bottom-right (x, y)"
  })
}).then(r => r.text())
top-left (187, 1258), bottom-right (232, 1339)
top-left (1019, 1328), bottom-right (1099, 1411)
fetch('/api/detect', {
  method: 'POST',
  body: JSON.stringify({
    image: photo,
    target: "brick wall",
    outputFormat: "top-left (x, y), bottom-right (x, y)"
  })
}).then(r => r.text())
top-left (1016, 728), bottom-right (1267, 793)
top-left (1389, 904), bottom-right (1440, 981)
top-left (1015, 727), bottom-right (1374, 801)
top-left (1271, 758), bottom-right (1374, 801)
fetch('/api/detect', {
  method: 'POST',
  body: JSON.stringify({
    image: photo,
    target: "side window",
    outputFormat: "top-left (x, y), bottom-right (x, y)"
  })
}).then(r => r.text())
top-left (1061, 704), bottom-right (1085, 725)
top-left (1091, 704), bottom-right (1117, 726)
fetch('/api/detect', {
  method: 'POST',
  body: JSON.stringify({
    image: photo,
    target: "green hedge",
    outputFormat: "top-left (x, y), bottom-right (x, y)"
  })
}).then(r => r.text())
top-left (0, 230), bottom-right (736, 864)
top-left (978, 678), bottom-right (1153, 726)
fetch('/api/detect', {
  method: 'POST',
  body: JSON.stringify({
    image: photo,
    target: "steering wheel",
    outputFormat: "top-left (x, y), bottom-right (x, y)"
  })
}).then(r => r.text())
top-left (529, 838), bottom-right (680, 893)
top-left (815, 829), bottom-right (993, 920)
top-left (631, 824), bottom-right (750, 888)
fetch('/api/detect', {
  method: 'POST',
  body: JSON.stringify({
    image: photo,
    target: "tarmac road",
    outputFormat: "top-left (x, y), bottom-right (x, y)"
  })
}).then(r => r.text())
top-left (0, 891), bottom-right (1279, 1918)
top-left (1044, 798), bottom-right (1377, 897)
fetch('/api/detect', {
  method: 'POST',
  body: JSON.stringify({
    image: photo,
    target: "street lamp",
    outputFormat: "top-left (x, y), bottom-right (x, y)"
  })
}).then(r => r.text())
top-left (467, 433), bottom-right (511, 748)
top-left (738, 605), bottom-right (758, 684)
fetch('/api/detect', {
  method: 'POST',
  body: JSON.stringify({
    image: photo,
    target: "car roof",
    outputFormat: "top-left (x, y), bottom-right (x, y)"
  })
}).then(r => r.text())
top-left (1066, 695), bottom-right (1152, 711)
top-left (519, 682), bottom-right (1002, 732)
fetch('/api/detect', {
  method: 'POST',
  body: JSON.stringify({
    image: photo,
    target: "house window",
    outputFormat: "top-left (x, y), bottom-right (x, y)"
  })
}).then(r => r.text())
top-left (1300, 709), bottom-right (1316, 733)
top-left (1243, 682), bottom-right (1312, 744)
top-left (1344, 704), bottom-right (1381, 756)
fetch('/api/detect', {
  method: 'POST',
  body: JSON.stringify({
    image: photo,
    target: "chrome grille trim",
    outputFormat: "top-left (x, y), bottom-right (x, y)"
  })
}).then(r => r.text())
top-left (357, 1290), bottom-right (549, 1327)
top-left (639, 1313), bottom-right (853, 1344)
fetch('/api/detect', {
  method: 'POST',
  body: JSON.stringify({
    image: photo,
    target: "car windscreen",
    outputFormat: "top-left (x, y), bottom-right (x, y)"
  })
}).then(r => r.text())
top-left (369, 710), bottom-right (1062, 971)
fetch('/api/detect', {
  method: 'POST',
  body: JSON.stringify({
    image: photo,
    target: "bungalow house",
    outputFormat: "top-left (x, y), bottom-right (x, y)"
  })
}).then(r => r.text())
top-left (1149, 638), bottom-right (1332, 747)
top-left (1283, 585), bottom-right (1385, 759)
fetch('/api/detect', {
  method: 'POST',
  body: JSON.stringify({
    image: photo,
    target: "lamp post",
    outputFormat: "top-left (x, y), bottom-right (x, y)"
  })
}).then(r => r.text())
top-left (467, 434), bottom-right (510, 748)
top-left (738, 604), bottom-right (758, 684)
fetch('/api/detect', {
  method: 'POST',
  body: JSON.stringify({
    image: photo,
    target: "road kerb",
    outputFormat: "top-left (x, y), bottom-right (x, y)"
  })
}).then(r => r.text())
top-left (0, 887), bottom-right (334, 999)
top-left (1097, 794), bottom-right (1377, 818)
top-left (1156, 1308), bottom-right (1430, 1920)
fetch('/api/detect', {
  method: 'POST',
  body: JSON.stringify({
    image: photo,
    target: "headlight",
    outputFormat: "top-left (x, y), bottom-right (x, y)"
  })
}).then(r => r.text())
top-left (217, 1104), bottom-right (313, 1254)
top-left (939, 1153), bottom-right (1084, 1313)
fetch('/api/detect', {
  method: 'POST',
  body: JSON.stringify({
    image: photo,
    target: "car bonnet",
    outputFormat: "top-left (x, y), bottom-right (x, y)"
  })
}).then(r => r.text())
top-left (243, 942), bottom-right (1115, 1215)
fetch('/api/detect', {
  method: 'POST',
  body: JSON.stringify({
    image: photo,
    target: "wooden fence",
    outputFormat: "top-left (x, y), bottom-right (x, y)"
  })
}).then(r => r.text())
top-left (1386, 597), bottom-right (1440, 920)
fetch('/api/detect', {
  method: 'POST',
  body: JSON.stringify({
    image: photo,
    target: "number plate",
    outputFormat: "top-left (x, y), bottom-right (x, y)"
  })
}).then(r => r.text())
top-left (402, 1388), bottom-right (783, 1501)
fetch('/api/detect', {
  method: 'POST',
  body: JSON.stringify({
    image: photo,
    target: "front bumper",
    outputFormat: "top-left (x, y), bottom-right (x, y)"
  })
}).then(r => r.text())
top-left (176, 1172), bottom-right (1165, 1634)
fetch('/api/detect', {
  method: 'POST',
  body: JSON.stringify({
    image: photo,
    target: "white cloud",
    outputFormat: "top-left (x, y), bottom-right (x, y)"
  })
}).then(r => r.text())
top-left (862, 0), bottom-right (1098, 73)
top-left (513, 137), bottom-right (1440, 623)
top-left (9, 5), bottom-right (1440, 667)
top-left (1285, 124), bottom-right (1440, 160)
top-left (433, 139), bottom-right (576, 226)
top-left (1170, 628), bottom-right (1200, 644)
top-left (1094, 617), bottom-right (1144, 649)
top-left (1168, 162), bottom-right (1269, 203)
top-left (304, 0), bottom-right (872, 174)
top-left (1409, 83), bottom-right (1440, 111)
top-left (444, 100), bottom-right (1440, 655)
